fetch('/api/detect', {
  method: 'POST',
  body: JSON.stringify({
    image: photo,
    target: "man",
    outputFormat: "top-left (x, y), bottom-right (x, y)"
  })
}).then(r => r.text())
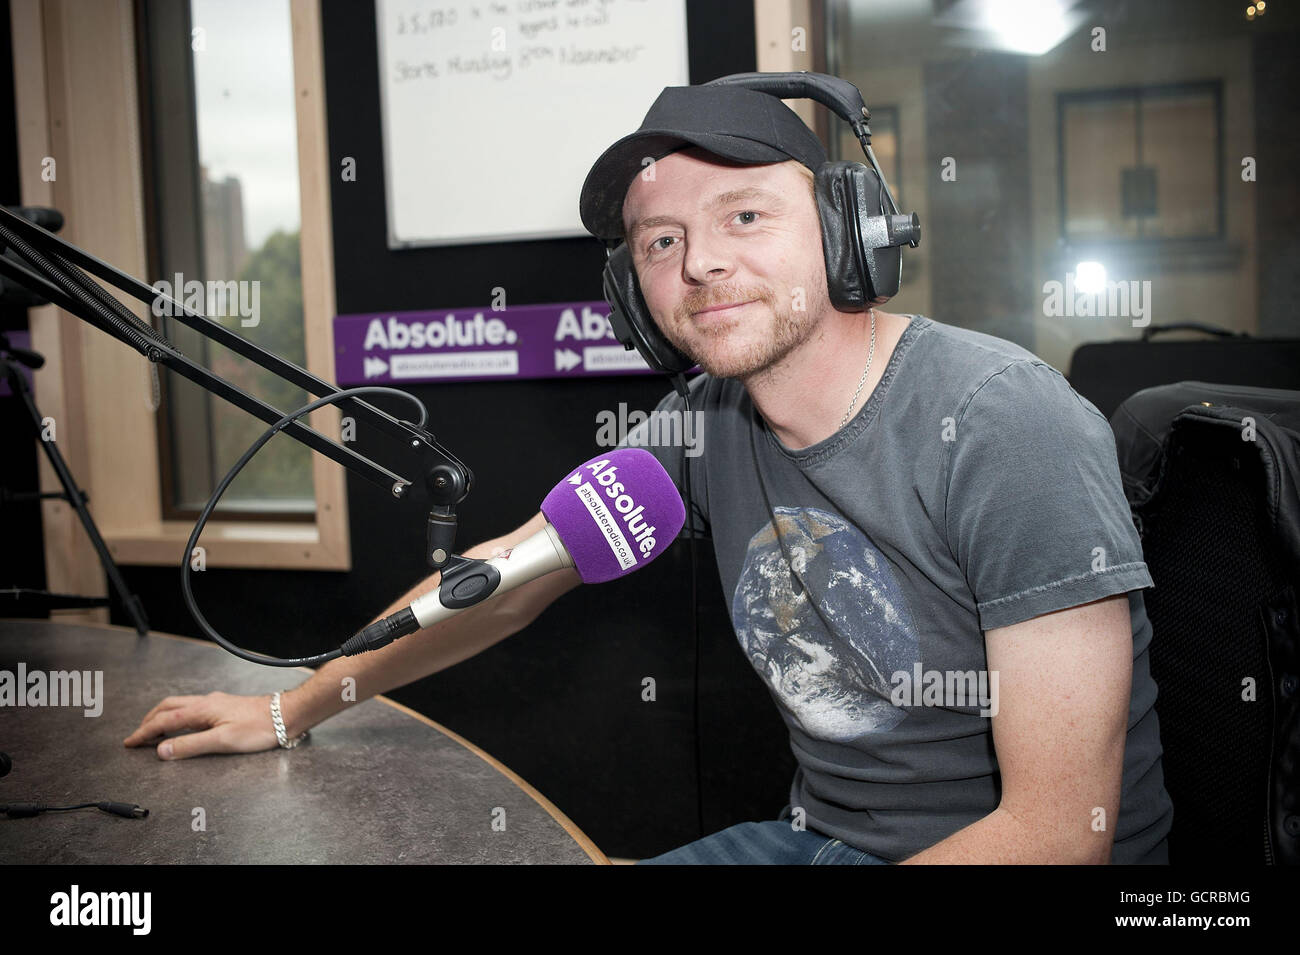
top-left (126, 82), bottom-right (1173, 865)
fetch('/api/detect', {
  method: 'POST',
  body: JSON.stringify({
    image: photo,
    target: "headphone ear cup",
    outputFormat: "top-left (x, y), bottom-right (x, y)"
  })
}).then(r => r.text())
top-left (601, 242), bottom-right (695, 376)
top-left (815, 161), bottom-right (868, 311)
top-left (814, 160), bottom-right (903, 309)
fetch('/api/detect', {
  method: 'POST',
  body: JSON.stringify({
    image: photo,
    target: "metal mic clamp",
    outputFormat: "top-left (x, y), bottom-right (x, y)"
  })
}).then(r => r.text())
top-left (427, 507), bottom-right (458, 569)
top-left (424, 459), bottom-right (471, 569)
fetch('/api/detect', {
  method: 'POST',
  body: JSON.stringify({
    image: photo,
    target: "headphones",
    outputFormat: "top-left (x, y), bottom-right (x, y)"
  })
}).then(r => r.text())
top-left (600, 71), bottom-right (921, 376)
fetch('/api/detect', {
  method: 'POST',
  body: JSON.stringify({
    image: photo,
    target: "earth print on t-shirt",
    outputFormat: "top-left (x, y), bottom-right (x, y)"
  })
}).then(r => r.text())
top-left (731, 506), bottom-right (921, 742)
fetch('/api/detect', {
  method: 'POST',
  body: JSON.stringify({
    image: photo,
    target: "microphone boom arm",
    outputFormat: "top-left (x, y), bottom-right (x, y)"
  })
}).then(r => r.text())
top-left (0, 205), bottom-right (472, 548)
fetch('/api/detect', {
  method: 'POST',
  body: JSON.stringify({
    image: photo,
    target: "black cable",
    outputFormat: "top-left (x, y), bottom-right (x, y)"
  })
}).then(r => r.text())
top-left (180, 385), bottom-right (429, 667)
top-left (671, 373), bottom-right (705, 839)
top-left (746, 409), bottom-right (870, 681)
top-left (0, 802), bottom-right (148, 819)
top-left (747, 416), bottom-right (812, 597)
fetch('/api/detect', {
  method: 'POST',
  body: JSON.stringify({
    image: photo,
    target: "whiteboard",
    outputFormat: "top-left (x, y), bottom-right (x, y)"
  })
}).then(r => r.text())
top-left (375, 0), bottom-right (690, 249)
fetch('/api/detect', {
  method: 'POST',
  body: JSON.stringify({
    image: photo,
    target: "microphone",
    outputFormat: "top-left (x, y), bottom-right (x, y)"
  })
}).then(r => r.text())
top-left (341, 448), bottom-right (685, 655)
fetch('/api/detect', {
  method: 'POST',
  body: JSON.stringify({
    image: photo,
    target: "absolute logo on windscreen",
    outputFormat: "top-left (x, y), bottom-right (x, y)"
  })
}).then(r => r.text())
top-left (571, 458), bottom-right (660, 560)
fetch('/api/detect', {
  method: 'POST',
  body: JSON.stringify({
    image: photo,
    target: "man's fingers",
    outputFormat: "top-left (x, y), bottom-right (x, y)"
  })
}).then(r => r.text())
top-left (156, 727), bottom-right (228, 761)
top-left (125, 703), bottom-right (212, 746)
top-left (124, 696), bottom-right (206, 745)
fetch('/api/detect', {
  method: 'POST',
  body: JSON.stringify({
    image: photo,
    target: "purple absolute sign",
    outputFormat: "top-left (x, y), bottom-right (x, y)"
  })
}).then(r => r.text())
top-left (333, 300), bottom-right (686, 385)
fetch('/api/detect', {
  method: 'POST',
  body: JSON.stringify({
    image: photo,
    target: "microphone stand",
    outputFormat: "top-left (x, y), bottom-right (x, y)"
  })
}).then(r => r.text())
top-left (0, 333), bottom-right (149, 634)
top-left (0, 204), bottom-right (474, 631)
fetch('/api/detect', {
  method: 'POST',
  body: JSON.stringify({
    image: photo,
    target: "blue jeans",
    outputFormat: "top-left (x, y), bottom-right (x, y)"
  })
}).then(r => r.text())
top-left (638, 818), bottom-right (893, 865)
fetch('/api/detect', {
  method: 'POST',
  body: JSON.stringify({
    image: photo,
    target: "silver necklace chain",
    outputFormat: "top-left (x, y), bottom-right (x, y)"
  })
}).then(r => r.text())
top-left (840, 307), bottom-right (876, 430)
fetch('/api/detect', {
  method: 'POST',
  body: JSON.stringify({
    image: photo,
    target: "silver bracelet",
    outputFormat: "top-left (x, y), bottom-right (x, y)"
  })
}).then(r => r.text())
top-left (270, 690), bottom-right (309, 749)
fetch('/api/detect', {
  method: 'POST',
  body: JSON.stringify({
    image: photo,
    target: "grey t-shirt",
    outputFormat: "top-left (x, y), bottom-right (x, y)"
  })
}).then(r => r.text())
top-left (622, 314), bottom-right (1173, 863)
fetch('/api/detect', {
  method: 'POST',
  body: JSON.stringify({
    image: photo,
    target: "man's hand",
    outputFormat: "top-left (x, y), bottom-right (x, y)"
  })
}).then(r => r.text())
top-left (123, 690), bottom-right (286, 760)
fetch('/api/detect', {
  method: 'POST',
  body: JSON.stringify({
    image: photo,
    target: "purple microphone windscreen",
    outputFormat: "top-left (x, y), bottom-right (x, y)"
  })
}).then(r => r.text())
top-left (540, 448), bottom-right (686, 584)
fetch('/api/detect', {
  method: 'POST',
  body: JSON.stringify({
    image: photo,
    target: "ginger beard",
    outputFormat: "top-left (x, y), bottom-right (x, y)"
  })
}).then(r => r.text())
top-left (654, 265), bottom-right (831, 381)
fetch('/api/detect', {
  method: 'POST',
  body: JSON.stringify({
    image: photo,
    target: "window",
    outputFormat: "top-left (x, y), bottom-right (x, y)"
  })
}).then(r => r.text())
top-left (823, 0), bottom-right (1276, 374)
top-left (1059, 83), bottom-right (1222, 241)
top-left (138, 0), bottom-right (314, 522)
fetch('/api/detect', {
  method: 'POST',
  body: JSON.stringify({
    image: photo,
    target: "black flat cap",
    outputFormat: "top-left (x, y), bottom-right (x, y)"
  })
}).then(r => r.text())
top-left (579, 84), bottom-right (828, 242)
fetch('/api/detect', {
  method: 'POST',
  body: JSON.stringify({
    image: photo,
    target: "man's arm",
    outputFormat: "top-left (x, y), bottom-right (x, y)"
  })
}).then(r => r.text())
top-left (278, 510), bottom-right (581, 737)
top-left (124, 511), bottom-right (581, 758)
top-left (900, 592), bottom-right (1133, 864)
